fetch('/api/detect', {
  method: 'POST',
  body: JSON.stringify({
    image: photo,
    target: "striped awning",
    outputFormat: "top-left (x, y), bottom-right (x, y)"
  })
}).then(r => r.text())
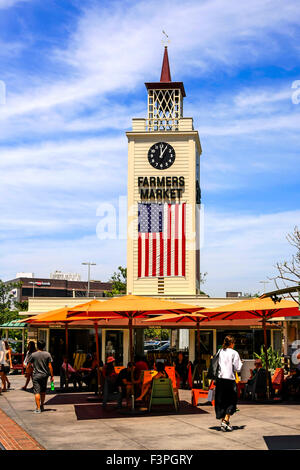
top-left (0, 320), bottom-right (27, 328)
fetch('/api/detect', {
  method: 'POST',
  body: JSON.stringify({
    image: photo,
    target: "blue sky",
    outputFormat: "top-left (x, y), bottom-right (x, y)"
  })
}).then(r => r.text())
top-left (0, 0), bottom-right (300, 296)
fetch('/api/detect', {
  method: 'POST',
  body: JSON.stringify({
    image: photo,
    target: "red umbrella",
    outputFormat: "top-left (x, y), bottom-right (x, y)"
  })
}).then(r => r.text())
top-left (201, 298), bottom-right (300, 398)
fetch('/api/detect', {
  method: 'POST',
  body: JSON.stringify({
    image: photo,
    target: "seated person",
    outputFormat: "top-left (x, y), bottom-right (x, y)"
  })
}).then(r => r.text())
top-left (102, 356), bottom-right (116, 378)
top-left (82, 353), bottom-right (93, 369)
top-left (173, 352), bottom-right (188, 389)
top-left (81, 354), bottom-right (103, 392)
top-left (117, 362), bottom-right (140, 407)
top-left (102, 358), bottom-right (122, 409)
top-left (135, 355), bottom-right (149, 376)
top-left (61, 356), bottom-right (83, 388)
top-left (249, 359), bottom-right (263, 380)
top-left (134, 355), bottom-right (149, 393)
top-left (282, 362), bottom-right (300, 399)
top-left (135, 362), bottom-right (169, 403)
top-left (245, 363), bottom-right (273, 399)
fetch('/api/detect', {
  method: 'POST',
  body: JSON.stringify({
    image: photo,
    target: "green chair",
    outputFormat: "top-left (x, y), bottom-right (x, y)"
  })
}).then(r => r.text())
top-left (148, 378), bottom-right (178, 412)
top-left (202, 370), bottom-right (209, 390)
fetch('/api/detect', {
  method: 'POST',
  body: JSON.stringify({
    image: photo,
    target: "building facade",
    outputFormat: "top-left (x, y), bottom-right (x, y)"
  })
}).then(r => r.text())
top-left (126, 47), bottom-right (201, 296)
top-left (6, 276), bottom-right (113, 302)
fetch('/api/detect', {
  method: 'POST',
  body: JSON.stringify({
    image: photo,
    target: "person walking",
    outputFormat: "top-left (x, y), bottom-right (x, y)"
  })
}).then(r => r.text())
top-left (22, 341), bottom-right (37, 390)
top-left (215, 335), bottom-right (243, 432)
top-left (27, 340), bottom-right (54, 413)
top-left (3, 341), bottom-right (13, 390)
top-left (0, 339), bottom-right (6, 394)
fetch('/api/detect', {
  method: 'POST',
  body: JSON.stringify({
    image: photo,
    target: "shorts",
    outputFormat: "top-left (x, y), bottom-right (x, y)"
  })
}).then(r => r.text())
top-left (0, 364), bottom-right (4, 372)
top-left (32, 375), bottom-right (49, 394)
top-left (3, 366), bottom-right (10, 374)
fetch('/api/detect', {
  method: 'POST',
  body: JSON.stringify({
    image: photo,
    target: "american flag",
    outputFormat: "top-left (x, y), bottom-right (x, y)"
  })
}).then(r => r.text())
top-left (138, 203), bottom-right (186, 278)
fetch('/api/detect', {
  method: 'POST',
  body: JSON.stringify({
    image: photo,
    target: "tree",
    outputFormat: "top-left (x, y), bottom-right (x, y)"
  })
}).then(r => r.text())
top-left (271, 226), bottom-right (300, 304)
top-left (0, 279), bottom-right (23, 324)
top-left (105, 266), bottom-right (127, 297)
top-left (144, 327), bottom-right (169, 341)
top-left (243, 292), bottom-right (260, 298)
top-left (199, 272), bottom-right (208, 295)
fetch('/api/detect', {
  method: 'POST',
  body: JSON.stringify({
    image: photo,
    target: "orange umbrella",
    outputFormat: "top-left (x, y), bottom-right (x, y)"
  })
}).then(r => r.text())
top-left (66, 295), bottom-right (203, 410)
top-left (67, 295), bottom-right (202, 363)
top-left (201, 298), bottom-right (300, 398)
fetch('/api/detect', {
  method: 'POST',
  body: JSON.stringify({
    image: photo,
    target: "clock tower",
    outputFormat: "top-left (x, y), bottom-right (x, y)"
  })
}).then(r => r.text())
top-left (126, 47), bottom-right (202, 296)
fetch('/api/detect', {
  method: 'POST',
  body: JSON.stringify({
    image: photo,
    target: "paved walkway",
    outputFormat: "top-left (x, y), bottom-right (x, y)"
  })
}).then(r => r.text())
top-left (0, 409), bottom-right (44, 450)
top-left (1, 375), bottom-right (300, 450)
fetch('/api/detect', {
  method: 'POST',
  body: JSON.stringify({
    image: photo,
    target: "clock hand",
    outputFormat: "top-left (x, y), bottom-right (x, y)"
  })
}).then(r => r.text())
top-left (160, 145), bottom-right (168, 159)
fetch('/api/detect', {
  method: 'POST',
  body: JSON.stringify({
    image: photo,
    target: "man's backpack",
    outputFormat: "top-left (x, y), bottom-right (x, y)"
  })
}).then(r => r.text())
top-left (207, 349), bottom-right (221, 380)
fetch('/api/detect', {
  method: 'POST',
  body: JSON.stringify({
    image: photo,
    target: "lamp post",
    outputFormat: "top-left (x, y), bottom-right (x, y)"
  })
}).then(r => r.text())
top-left (259, 280), bottom-right (270, 293)
top-left (82, 262), bottom-right (96, 297)
top-left (29, 281), bottom-right (35, 298)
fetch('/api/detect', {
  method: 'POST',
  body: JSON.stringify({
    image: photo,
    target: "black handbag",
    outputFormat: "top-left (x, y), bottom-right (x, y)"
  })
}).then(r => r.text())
top-left (207, 349), bottom-right (221, 380)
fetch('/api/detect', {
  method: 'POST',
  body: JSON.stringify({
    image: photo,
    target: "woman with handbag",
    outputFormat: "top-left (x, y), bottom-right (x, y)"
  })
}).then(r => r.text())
top-left (215, 335), bottom-right (242, 432)
top-left (21, 341), bottom-right (36, 390)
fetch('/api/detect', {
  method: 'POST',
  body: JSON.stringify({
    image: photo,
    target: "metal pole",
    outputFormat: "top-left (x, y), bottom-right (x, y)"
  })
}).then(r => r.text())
top-left (65, 323), bottom-right (69, 389)
top-left (129, 315), bottom-right (135, 410)
top-left (82, 262), bottom-right (96, 298)
top-left (262, 316), bottom-right (270, 399)
top-left (94, 322), bottom-right (101, 395)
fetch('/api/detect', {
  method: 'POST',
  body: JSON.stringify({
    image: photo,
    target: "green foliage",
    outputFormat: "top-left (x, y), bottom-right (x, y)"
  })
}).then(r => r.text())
top-left (105, 266), bottom-right (127, 297)
top-left (254, 346), bottom-right (282, 369)
top-left (0, 279), bottom-right (23, 324)
top-left (144, 327), bottom-right (169, 341)
top-left (243, 292), bottom-right (260, 298)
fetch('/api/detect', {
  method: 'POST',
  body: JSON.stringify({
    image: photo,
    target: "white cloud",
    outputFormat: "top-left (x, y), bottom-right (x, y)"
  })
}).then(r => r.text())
top-left (201, 209), bottom-right (300, 296)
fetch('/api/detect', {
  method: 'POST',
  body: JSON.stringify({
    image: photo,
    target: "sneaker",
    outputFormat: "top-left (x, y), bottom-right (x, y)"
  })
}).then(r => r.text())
top-left (221, 420), bottom-right (228, 432)
top-left (33, 409), bottom-right (41, 414)
top-left (221, 420), bottom-right (233, 432)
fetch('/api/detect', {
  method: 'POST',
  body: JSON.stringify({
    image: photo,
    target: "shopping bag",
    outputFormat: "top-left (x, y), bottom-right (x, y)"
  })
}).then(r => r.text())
top-left (207, 388), bottom-right (215, 402)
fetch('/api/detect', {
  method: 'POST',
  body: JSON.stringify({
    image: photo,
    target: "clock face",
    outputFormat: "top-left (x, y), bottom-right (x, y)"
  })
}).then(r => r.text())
top-left (148, 142), bottom-right (176, 170)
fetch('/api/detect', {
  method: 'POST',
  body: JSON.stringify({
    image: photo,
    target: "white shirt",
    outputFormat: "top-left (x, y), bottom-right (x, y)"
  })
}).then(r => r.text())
top-left (218, 348), bottom-right (243, 380)
top-left (0, 340), bottom-right (6, 365)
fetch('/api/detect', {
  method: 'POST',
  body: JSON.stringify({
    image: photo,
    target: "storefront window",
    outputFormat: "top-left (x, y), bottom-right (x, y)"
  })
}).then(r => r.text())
top-left (272, 330), bottom-right (282, 353)
top-left (194, 330), bottom-right (213, 370)
top-left (217, 329), bottom-right (271, 359)
top-left (105, 330), bottom-right (123, 365)
top-left (49, 328), bottom-right (101, 374)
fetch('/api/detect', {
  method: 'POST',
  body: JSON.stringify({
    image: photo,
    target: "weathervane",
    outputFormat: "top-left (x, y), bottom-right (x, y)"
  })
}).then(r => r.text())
top-left (162, 30), bottom-right (170, 47)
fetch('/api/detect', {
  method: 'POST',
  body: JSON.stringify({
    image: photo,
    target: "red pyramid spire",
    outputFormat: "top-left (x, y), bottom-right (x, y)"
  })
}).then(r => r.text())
top-left (160, 46), bottom-right (171, 82)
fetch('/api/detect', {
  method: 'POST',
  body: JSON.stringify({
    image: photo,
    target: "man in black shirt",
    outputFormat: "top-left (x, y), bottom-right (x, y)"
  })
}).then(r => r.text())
top-left (28, 340), bottom-right (54, 413)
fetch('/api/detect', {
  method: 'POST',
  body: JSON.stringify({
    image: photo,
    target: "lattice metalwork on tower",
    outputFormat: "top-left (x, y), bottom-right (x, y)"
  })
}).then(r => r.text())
top-left (147, 88), bottom-right (183, 131)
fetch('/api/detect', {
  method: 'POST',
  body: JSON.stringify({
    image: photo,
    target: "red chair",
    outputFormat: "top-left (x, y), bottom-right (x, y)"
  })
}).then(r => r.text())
top-left (272, 368), bottom-right (284, 395)
top-left (191, 381), bottom-right (215, 407)
top-left (11, 353), bottom-right (25, 374)
top-left (165, 366), bottom-right (177, 390)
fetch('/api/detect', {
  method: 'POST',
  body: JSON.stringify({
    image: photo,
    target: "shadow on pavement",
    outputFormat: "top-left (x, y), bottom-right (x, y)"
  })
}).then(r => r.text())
top-left (74, 401), bottom-right (208, 420)
top-left (45, 393), bottom-right (94, 406)
top-left (263, 435), bottom-right (300, 450)
top-left (209, 425), bottom-right (246, 432)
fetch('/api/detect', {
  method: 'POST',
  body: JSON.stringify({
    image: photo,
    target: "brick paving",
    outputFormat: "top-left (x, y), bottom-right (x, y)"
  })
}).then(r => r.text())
top-left (0, 409), bottom-right (44, 450)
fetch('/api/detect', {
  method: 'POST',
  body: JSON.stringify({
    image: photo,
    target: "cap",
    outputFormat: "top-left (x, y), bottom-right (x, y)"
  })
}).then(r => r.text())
top-left (106, 356), bottom-right (115, 363)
